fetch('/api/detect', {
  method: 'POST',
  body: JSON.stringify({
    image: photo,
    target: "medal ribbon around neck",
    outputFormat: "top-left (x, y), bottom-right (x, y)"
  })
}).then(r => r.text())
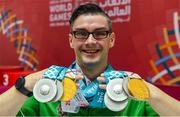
top-left (76, 65), bottom-right (125, 108)
top-left (88, 70), bottom-right (128, 108)
top-left (75, 64), bottom-right (102, 108)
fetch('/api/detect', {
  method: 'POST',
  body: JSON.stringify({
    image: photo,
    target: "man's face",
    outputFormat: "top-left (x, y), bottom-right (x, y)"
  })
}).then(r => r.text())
top-left (69, 14), bottom-right (115, 66)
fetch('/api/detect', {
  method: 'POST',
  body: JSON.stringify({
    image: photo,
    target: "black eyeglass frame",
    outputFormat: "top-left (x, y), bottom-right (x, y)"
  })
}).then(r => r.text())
top-left (71, 30), bottom-right (111, 40)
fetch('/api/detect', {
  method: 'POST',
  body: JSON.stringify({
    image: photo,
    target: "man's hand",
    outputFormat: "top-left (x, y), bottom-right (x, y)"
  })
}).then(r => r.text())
top-left (24, 69), bottom-right (48, 92)
top-left (97, 73), bottom-right (107, 90)
top-left (97, 70), bottom-right (128, 90)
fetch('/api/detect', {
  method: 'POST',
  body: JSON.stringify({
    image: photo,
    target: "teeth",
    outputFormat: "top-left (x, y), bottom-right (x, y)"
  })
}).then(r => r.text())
top-left (84, 50), bottom-right (99, 53)
top-left (86, 51), bottom-right (96, 53)
top-left (82, 49), bottom-right (99, 53)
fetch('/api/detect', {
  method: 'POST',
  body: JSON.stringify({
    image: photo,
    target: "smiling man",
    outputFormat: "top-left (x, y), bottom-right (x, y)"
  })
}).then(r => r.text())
top-left (69, 8), bottom-right (115, 80)
top-left (0, 2), bottom-right (180, 116)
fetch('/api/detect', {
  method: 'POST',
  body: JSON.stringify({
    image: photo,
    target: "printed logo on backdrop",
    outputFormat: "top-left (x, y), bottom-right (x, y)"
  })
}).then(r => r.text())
top-left (99, 0), bottom-right (131, 23)
top-left (49, 0), bottom-right (72, 27)
top-left (0, 8), bottom-right (39, 71)
top-left (147, 11), bottom-right (180, 86)
top-left (49, 0), bottom-right (131, 27)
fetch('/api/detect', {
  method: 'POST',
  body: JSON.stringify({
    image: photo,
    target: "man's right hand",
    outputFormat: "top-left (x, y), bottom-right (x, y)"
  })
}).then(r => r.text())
top-left (24, 69), bottom-right (48, 92)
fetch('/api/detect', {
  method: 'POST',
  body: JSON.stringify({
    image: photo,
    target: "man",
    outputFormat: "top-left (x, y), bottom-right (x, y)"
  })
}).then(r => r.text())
top-left (0, 2), bottom-right (179, 116)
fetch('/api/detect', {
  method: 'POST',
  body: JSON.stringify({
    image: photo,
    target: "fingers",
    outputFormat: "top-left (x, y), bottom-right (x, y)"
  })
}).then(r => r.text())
top-left (24, 69), bottom-right (48, 91)
top-left (99, 84), bottom-right (106, 90)
top-left (76, 71), bottom-right (84, 80)
top-left (97, 73), bottom-right (105, 82)
top-left (97, 76), bottom-right (106, 83)
top-left (97, 75), bottom-right (107, 90)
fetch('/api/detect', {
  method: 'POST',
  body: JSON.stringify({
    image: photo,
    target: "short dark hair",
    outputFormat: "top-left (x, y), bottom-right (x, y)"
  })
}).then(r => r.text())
top-left (69, 3), bottom-right (112, 32)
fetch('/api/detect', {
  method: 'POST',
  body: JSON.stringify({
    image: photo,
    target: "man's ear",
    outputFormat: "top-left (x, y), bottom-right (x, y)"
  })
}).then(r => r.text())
top-left (69, 33), bottom-right (73, 48)
top-left (109, 32), bottom-right (115, 48)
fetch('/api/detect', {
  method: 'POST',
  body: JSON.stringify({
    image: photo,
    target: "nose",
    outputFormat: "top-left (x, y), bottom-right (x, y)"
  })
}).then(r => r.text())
top-left (84, 34), bottom-right (97, 44)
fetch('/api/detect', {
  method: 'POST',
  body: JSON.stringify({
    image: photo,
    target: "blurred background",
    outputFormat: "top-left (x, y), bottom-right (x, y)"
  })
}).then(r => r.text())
top-left (0, 0), bottom-right (179, 100)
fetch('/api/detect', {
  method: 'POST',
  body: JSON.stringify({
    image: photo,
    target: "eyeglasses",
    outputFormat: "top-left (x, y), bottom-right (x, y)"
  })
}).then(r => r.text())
top-left (72, 30), bottom-right (110, 40)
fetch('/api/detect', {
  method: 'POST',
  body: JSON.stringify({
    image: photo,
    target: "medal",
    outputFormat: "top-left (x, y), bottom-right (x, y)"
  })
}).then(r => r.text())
top-left (106, 78), bottom-right (128, 102)
top-left (61, 78), bottom-right (77, 102)
top-left (104, 93), bottom-right (128, 112)
top-left (105, 78), bottom-right (129, 111)
top-left (35, 65), bottom-right (79, 104)
top-left (52, 80), bottom-right (63, 102)
top-left (128, 78), bottom-right (150, 100)
top-left (33, 79), bottom-right (57, 103)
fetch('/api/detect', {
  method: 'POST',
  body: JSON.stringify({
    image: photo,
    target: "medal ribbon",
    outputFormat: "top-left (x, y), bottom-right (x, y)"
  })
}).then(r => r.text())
top-left (43, 63), bottom-right (129, 109)
top-left (104, 70), bottom-right (128, 83)
top-left (43, 65), bottom-right (77, 80)
top-left (75, 63), bottom-right (113, 108)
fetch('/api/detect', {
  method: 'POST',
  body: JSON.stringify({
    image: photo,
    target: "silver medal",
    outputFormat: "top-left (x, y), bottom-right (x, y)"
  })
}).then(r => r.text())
top-left (33, 79), bottom-right (57, 103)
top-left (122, 77), bottom-right (132, 97)
top-left (104, 93), bottom-right (128, 112)
top-left (106, 78), bottom-right (128, 101)
top-left (52, 80), bottom-right (63, 102)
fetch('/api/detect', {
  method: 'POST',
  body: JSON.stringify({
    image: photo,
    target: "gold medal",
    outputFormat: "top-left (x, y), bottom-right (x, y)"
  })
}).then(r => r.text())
top-left (128, 78), bottom-right (150, 100)
top-left (61, 77), bottom-right (77, 102)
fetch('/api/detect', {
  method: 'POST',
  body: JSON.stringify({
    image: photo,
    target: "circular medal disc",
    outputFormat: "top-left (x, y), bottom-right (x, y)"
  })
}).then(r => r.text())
top-left (106, 78), bottom-right (128, 101)
top-left (61, 77), bottom-right (77, 102)
top-left (33, 79), bottom-right (57, 103)
top-left (52, 80), bottom-right (63, 102)
top-left (128, 78), bottom-right (150, 100)
top-left (122, 77), bottom-right (132, 97)
top-left (104, 93), bottom-right (128, 112)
